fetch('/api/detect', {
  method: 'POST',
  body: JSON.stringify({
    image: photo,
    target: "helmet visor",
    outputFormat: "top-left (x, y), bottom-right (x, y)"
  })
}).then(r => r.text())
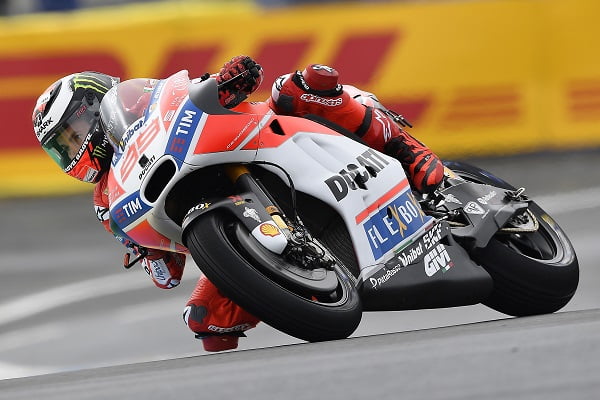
top-left (41, 103), bottom-right (100, 171)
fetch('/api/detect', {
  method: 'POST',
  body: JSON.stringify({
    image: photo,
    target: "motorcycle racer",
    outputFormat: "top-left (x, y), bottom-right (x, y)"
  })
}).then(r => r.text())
top-left (31, 56), bottom-right (443, 352)
top-left (32, 56), bottom-right (263, 352)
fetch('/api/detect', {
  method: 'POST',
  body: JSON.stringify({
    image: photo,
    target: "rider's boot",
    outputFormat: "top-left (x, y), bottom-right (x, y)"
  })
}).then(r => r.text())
top-left (382, 129), bottom-right (445, 194)
top-left (183, 275), bottom-right (260, 352)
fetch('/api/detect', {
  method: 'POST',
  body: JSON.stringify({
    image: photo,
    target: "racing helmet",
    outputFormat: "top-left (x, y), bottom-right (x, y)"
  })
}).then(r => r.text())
top-left (32, 72), bottom-right (119, 183)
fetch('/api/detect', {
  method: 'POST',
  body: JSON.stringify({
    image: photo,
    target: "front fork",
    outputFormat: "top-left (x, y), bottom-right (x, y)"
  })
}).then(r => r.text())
top-left (224, 164), bottom-right (333, 270)
top-left (182, 163), bottom-right (291, 254)
top-left (225, 164), bottom-right (292, 235)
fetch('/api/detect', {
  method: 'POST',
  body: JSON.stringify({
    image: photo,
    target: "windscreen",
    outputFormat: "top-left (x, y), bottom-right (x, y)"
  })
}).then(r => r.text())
top-left (100, 78), bottom-right (154, 151)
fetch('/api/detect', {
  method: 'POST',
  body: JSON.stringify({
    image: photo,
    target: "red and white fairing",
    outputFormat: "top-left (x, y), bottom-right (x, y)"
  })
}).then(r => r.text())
top-left (103, 70), bottom-right (433, 284)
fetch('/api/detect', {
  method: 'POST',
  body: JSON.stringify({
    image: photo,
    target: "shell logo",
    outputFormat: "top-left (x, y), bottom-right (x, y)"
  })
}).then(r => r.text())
top-left (259, 223), bottom-right (280, 237)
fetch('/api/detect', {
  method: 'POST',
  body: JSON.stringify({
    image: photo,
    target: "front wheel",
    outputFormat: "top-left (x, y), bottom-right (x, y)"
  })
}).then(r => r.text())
top-left (444, 161), bottom-right (579, 316)
top-left (183, 211), bottom-right (362, 342)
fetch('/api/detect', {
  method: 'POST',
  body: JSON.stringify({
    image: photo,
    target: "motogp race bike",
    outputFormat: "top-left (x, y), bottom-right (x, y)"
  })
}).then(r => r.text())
top-left (101, 70), bottom-right (579, 342)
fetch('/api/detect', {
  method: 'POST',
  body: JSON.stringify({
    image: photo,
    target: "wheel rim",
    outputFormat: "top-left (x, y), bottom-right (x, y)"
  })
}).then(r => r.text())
top-left (495, 229), bottom-right (558, 261)
top-left (226, 220), bottom-right (356, 308)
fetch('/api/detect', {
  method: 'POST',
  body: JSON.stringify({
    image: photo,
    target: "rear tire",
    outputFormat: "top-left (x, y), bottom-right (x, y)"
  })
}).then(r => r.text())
top-left (444, 161), bottom-right (579, 316)
top-left (183, 212), bottom-right (362, 342)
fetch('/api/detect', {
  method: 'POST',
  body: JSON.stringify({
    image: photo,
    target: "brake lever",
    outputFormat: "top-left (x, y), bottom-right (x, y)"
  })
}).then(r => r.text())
top-left (123, 246), bottom-right (148, 269)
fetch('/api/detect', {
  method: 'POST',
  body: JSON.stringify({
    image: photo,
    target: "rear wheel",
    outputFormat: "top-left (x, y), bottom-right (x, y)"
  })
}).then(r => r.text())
top-left (444, 161), bottom-right (579, 316)
top-left (183, 211), bottom-right (362, 342)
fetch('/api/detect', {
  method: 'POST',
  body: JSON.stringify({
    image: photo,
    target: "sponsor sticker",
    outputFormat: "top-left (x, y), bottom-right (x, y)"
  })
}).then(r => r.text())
top-left (166, 100), bottom-right (203, 157)
top-left (362, 190), bottom-right (432, 260)
top-left (259, 222), bottom-right (280, 237)
top-left (443, 193), bottom-right (462, 205)
top-left (111, 191), bottom-right (151, 228)
top-left (477, 190), bottom-right (497, 205)
top-left (464, 201), bottom-right (485, 215)
top-left (424, 243), bottom-right (454, 276)
top-left (184, 202), bottom-right (211, 219)
top-left (228, 195), bottom-right (246, 206)
top-left (243, 207), bottom-right (261, 223)
top-left (368, 221), bottom-right (448, 289)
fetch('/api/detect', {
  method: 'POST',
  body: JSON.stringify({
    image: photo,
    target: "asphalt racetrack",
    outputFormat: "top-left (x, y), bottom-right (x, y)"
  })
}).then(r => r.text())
top-left (0, 150), bottom-right (599, 399)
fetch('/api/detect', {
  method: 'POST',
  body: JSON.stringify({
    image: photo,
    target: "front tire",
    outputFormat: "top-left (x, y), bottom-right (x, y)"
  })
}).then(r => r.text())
top-left (184, 212), bottom-right (362, 342)
top-left (444, 161), bottom-right (579, 316)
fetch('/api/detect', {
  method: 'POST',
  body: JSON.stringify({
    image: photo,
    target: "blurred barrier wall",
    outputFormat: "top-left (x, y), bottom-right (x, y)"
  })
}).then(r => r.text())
top-left (1, 0), bottom-right (599, 197)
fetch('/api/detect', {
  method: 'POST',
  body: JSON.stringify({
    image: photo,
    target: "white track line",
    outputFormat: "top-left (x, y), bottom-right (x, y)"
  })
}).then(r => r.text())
top-left (0, 264), bottom-right (199, 327)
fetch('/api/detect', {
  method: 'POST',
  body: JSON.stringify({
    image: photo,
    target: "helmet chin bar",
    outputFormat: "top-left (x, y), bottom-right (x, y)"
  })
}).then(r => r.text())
top-left (66, 129), bottom-right (113, 183)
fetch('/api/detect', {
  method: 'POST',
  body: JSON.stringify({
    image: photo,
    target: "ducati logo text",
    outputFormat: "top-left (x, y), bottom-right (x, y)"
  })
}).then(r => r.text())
top-left (325, 149), bottom-right (389, 201)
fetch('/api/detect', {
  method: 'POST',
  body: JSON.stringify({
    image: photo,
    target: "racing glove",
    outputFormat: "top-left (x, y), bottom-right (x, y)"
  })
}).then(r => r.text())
top-left (216, 55), bottom-right (264, 108)
top-left (140, 249), bottom-right (186, 289)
